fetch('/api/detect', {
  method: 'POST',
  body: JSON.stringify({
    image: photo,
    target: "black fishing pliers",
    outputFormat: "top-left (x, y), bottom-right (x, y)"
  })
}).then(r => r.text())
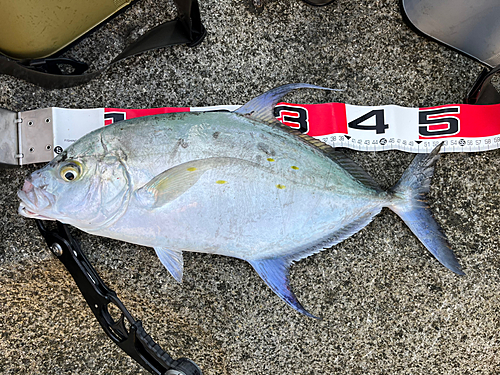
top-left (36, 219), bottom-right (202, 375)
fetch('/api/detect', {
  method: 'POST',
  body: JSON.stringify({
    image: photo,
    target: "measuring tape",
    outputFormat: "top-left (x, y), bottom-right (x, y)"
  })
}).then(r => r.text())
top-left (12, 101), bottom-right (500, 166)
top-left (97, 102), bottom-right (500, 153)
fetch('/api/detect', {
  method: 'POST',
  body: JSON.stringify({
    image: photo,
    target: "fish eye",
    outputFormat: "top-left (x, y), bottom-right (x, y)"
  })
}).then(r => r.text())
top-left (60, 162), bottom-right (82, 182)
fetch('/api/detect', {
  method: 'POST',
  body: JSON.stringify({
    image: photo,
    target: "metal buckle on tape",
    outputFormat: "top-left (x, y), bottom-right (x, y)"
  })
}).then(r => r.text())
top-left (19, 108), bottom-right (54, 165)
top-left (0, 107), bottom-right (55, 167)
top-left (0, 108), bottom-right (19, 167)
top-left (19, 108), bottom-right (54, 166)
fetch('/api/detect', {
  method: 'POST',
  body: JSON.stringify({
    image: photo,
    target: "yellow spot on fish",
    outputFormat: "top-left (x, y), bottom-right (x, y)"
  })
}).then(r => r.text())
top-left (276, 184), bottom-right (286, 189)
top-left (216, 180), bottom-right (227, 184)
top-left (291, 166), bottom-right (299, 170)
top-left (267, 158), bottom-right (275, 162)
top-left (187, 167), bottom-right (197, 171)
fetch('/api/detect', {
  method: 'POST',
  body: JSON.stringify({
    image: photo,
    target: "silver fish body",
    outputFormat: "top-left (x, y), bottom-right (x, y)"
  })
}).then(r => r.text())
top-left (18, 84), bottom-right (463, 318)
top-left (93, 112), bottom-right (386, 258)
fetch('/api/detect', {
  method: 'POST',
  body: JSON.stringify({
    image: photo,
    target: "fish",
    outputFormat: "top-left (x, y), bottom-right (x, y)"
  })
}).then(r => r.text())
top-left (18, 83), bottom-right (463, 318)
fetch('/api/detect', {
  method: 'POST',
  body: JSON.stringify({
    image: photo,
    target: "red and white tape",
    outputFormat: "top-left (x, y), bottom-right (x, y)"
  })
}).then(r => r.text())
top-left (49, 102), bottom-right (500, 156)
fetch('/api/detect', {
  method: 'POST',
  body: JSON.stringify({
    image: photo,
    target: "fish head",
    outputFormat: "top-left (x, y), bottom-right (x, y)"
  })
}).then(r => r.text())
top-left (18, 137), bottom-right (132, 231)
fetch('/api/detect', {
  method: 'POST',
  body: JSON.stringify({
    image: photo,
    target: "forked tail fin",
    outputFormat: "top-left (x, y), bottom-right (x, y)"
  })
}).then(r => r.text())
top-left (388, 144), bottom-right (464, 275)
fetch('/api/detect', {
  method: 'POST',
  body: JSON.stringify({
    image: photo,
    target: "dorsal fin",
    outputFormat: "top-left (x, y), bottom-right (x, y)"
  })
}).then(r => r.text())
top-left (234, 83), bottom-right (382, 191)
top-left (235, 83), bottom-right (341, 123)
top-left (235, 84), bottom-right (380, 191)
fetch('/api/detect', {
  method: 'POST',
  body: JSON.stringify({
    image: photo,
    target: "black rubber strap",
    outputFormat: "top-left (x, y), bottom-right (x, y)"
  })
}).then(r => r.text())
top-left (0, 0), bottom-right (206, 89)
top-left (36, 220), bottom-right (202, 375)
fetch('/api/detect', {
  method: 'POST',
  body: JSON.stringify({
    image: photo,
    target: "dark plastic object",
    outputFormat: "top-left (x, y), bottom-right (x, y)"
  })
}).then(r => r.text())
top-left (465, 65), bottom-right (500, 105)
top-left (36, 220), bottom-right (202, 375)
top-left (302, 0), bottom-right (335, 6)
top-left (0, 0), bottom-right (206, 89)
top-left (401, 0), bottom-right (500, 68)
top-left (401, 0), bottom-right (500, 105)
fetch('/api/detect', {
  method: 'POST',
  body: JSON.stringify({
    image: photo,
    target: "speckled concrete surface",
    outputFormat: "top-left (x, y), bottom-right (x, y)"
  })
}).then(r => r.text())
top-left (1, 0), bottom-right (500, 374)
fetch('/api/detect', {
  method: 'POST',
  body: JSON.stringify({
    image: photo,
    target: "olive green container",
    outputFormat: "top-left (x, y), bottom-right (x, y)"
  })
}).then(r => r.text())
top-left (0, 0), bottom-right (134, 59)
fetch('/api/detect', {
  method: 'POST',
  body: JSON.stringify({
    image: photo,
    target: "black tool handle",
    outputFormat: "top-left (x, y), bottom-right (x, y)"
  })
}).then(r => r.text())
top-left (36, 220), bottom-right (202, 375)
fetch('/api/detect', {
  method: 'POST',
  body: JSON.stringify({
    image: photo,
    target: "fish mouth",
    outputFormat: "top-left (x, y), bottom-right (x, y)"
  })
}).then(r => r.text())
top-left (18, 202), bottom-right (55, 220)
top-left (17, 179), bottom-right (56, 221)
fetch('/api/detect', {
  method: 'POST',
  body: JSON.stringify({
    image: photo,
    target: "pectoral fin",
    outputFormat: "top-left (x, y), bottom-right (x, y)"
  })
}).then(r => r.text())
top-left (248, 258), bottom-right (319, 319)
top-left (154, 247), bottom-right (184, 282)
top-left (135, 158), bottom-right (234, 209)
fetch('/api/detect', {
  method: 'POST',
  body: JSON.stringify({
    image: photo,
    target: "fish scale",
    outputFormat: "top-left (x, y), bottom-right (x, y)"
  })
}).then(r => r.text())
top-left (18, 83), bottom-right (463, 319)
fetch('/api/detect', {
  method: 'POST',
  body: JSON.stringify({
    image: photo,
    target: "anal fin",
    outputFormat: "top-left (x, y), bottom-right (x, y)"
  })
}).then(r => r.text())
top-left (247, 210), bottom-right (383, 319)
top-left (290, 208), bottom-right (382, 264)
top-left (248, 257), bottom-right (319, 319)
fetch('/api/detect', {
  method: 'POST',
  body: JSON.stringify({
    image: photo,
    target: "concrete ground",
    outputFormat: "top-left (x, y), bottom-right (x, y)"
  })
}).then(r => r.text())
top-left (1, 0), bottom-right (500, 374)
